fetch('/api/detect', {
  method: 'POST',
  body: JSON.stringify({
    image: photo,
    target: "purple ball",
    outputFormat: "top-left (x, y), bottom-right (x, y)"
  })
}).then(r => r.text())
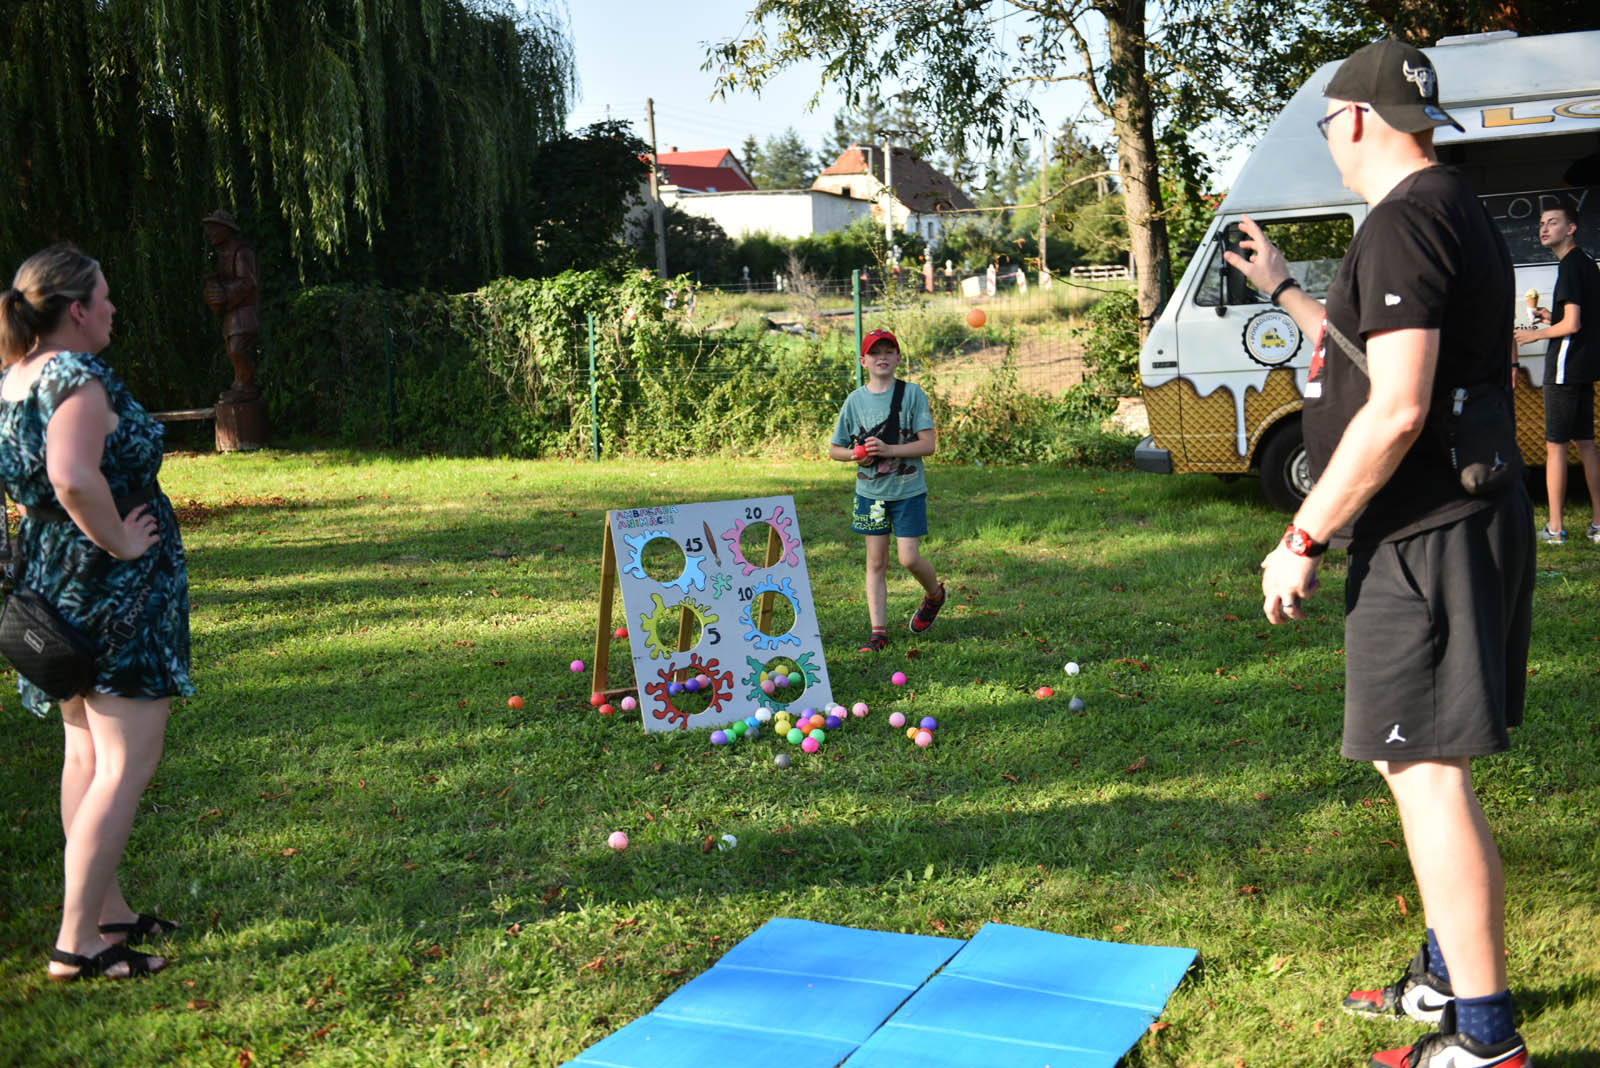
top-left (824, 715), bottom-right (842, 729)
top-left (920, 717), bottom-right (938, 731)
top-left (773, 673), bottom-right (789, 688)
top-left (683, 678), bottom-right (701, 693)
top-left (668, 682), bottom-right (684, 696)
top-left (710, 730), bottom-right (728, 746)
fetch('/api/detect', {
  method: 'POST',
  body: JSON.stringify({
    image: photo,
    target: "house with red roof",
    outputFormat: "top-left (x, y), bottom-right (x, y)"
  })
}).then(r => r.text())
top-left (649, 148), bottom-right (755, 193)
top-left (812, 144), bottom-right (974, 245)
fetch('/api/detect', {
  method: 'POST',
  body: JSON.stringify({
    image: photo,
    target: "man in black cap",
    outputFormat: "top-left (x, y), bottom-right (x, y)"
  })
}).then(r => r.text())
top-left (1226, 39), bottom-right (1533, 1068)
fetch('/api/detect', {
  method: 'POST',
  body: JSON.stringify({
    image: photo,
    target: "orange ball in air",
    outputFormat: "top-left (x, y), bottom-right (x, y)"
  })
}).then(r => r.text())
top-left (966, 307), bottom-right (986, 328)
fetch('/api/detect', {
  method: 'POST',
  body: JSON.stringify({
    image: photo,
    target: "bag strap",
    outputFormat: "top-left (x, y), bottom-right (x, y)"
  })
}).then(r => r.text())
top-left (1322, 318), bottom-right (1510, 401)
top-left (888, 378), bottom-right (906, 436)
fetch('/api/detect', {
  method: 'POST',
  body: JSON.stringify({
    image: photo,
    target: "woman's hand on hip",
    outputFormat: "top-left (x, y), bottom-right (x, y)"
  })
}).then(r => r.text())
top-left (111, 505), bottom-right (160, 560)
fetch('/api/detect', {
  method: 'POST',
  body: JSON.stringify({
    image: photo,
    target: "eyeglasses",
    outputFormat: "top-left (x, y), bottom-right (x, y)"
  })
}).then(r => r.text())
top-left (1316, 104), bottom-right (1369, 141)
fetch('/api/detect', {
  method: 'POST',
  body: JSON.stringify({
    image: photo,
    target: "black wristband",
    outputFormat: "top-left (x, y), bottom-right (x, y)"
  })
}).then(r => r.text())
top-left (1269, 277), bottom-right (1301, 306)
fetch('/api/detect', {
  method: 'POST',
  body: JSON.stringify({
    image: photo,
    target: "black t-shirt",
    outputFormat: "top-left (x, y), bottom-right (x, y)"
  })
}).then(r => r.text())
top-left (1302, 165), bottom-right (1513, 547)
top-left (1546, 246), bottom-right (1600, 385)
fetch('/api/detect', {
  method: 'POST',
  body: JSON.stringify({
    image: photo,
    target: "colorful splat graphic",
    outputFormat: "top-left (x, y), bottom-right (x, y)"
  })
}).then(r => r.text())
top-left (741, 650), bottom-right (821, 712)
top-left (643, 653), bottom-right (734, 731)
top-left (739, 576), bottom-right (803, 650)
top-left (638, 593), bottom-right (719, 661)
top-left (720, 505), bottom-right (801, 576)
top-left (621, 529), bottom-right (708, 594)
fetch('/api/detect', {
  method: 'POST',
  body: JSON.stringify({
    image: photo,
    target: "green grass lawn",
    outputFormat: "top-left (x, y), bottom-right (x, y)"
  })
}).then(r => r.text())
top-left (1, 452), bottom-right (1596, 1068)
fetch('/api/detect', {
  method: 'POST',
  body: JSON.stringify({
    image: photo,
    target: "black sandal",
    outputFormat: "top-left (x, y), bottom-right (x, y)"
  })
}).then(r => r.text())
top-left (48, 944), bottom-right (164, 981)
top-left (99, 914), bottom-right (179, 942)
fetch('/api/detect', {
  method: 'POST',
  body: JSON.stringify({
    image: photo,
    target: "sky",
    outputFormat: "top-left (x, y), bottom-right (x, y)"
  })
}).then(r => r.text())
top-left (555, 1), bottom-right (1246, 187)
top-left (564, 0), bottom-right (851, 161)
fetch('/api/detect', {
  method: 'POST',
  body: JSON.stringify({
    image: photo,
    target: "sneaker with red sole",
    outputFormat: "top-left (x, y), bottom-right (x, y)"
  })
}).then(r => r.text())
top-left (1344, 942), bottom-right (1454, 1023)
top-left (857, 633), bottom-right (889, 653)
top-left (909, 583), bottom-right (946, 634)
top-left (1370, 1004), bottom-right (1529, 1068)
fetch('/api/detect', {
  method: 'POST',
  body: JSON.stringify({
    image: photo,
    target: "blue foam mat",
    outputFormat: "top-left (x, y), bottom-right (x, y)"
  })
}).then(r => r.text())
top-left (564, 919), bottom-right (1195, 1068)
top-left (844, 924), bottom-right (1196, 1068)
top-left (564, 918), bottom-right (963, 1068)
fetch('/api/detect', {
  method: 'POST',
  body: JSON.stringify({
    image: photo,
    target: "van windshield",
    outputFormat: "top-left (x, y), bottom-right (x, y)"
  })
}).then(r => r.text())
top-left (1194, 215), bottom-right (1354, 307)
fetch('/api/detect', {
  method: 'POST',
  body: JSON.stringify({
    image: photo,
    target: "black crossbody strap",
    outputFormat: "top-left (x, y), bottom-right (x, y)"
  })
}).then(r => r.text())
top-left (887, 379), bottom-right (906, 444)
top-left (1324, 318), bottom-right (1509, 400)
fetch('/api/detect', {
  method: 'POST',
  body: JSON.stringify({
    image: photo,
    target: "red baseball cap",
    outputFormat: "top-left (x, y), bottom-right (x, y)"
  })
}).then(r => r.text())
top-left (861, 329), bottom-right (899, 357)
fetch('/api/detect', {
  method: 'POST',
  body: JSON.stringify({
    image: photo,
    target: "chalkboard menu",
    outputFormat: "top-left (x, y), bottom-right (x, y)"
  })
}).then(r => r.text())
top-left (1481, 187), bottom-right (1598, 264)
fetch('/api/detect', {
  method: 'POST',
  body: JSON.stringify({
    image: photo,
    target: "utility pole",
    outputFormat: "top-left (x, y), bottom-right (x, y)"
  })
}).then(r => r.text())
top-left (883, 141), bottom-right (894, 246)
top-left (1038, 140), bottom-right (1049, 278)
top-left (647, 97), bottom-right (667, 278)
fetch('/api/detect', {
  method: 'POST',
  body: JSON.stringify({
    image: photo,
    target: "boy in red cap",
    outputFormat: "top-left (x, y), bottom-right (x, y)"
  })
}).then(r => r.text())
top-left (828, 329), bottom-right (946, 651)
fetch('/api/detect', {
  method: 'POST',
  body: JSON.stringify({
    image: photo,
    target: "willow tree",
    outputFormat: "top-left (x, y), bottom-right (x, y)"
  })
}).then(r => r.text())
top-left (0, 0), bottom-right (573, 405)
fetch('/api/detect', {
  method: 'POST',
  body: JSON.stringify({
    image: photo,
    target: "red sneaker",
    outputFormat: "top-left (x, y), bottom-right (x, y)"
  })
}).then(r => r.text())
top-left (857, 633), bottom-right (889, 653)
top-left (909, 583), bottom-right (946, 634)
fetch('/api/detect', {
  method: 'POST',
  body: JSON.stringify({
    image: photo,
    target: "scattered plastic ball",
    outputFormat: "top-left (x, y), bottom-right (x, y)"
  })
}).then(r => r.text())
top-left (966, 307), bottom-right (987, 328)
top-left (802, 707), bottom-right (817, 718)
top-left (906, 726), bottom-right (920, 740)
top-left (620, 695), bottom-right (638, 712)
top-left (1035, 686), bottom-right (1053, 699)
top-left (891, 671), bottom-right (907, 686)
top-left (718, 833), bottom-right (738, 851)
top-left (801, 736), bottom-right (819, 754)
top-left (683, 678), bottom-right (700, 693)
top-left (774, 753), bottom-right (791, 769)
top-left (570, 660), bottom-right (584, 673)
top-left (810, 729), bottom-right (827, 744)
top-left (589, 693), bottom-right (604, 707)
top-left (745, 716), bottom-right (761, 729)
top-left (920, 717), bottom-right (938, 732)
top-left (711, 730), bottom-right (729, 746)
top-left (852, 702), bottom-right (869, 718)
top-left (889, 711), bottom-right (906, 728)
top-left (1065, 661), bottom-right (1080, 676)
top-left (774, 673), bottom-right (790, 688)
top-left (808, 713), bottom-right (824, 728)
top-left (914, 730), bottom-right (934, 748)
top-left (787, 728), bottom-right (804, 744)
top-left (608, 831), bottom-right (629, 851)
top-left (761, 679), bottom-right (776, 695)
top-left (599, 703), bottom-right (614, 716)
top-left (730, 721), bottom-right (748, 737)
top-left (507, 695), bottom-right (523, 710)
top-left (755, 709), bottom-right (772, 724)
top-left (746, 725), bottom-right (760, 740)
top-left (668, 681), bottom-right (684, 696)
top-left (614, 626), bottom-right (628, 639)
top-left (824, 715), bottom-right (842, 729)
top-left (695, 674), bottom-right (711, 689)
top-left (852, 443), bottom-right (868, 460)
top-left (1068, 697), bottom-right (1086, 712)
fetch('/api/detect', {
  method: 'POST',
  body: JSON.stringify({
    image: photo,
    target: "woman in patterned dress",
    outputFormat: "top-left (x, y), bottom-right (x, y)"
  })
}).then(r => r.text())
top-left (0, 246), bottom-right (193, 980)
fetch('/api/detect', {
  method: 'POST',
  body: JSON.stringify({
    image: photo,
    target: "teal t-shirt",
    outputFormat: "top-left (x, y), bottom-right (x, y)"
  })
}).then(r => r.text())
top-left (830, 379), bottom-right (934, 501)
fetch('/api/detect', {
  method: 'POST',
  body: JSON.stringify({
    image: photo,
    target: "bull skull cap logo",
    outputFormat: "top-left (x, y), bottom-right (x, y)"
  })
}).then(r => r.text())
top-left (1401, 60), bottom-right (1435, 99)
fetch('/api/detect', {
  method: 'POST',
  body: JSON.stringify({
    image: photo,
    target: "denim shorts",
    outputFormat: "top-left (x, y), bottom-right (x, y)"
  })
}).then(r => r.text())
top-left (851, 493), bottom-right (929, 537)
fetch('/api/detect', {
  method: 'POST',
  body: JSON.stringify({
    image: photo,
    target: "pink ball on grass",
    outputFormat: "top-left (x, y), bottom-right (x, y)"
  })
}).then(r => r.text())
top-left (760, 679), bottom-right (776, 695)
top-left (801, 736), bottom-right (820, 753)
top-left (607, 831), bottom-right (629, 851)
top-left (570, 659), bottom-right (584, 673)
top-left (852, 702), bottom-right (869, 718)
top-left (620, 696), bottom-right (638, 711)
top-left (915, 730), bottom-right (933, 748)
top-left (891, 671), bottom-right (907, 686)
top-left (889, 711), bottom-right (906, 728)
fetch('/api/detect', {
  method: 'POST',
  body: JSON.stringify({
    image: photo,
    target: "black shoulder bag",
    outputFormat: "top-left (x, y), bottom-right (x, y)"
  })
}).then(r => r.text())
top-left (1322, 321), bottom-right (1521, 496)
top-left (0, 486), bottom-right (160, 700)
top-left (855, 379), bottom-right (907, 449)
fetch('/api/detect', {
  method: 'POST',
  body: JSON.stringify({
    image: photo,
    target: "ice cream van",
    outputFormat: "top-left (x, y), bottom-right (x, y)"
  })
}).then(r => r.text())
top-left (1134, 29), bottom-right (1600, 510)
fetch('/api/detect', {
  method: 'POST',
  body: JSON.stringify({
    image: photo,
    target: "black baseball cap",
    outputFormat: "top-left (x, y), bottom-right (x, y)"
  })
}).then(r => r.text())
top-left (1323, 39), bottom-right (1464, 134)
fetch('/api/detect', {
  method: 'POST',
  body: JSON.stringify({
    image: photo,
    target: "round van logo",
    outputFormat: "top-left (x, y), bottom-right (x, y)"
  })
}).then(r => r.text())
top-left (1242, 309), bottom-right (1302, 367)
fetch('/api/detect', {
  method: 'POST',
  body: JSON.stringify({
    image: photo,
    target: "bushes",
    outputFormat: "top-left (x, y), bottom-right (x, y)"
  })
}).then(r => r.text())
top-left (261, 270), bottom-right (1134, 466)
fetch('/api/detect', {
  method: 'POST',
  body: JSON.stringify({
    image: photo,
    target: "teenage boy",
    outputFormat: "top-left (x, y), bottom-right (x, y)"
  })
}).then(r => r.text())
top-left (1514, 204), bottom-right (1600, 543)
top-left (828, 329), bottom-right (946, 652)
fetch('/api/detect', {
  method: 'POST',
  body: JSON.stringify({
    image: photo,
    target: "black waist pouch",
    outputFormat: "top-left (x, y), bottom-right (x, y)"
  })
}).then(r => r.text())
top-left (0, 589), bottom-right (96, 699)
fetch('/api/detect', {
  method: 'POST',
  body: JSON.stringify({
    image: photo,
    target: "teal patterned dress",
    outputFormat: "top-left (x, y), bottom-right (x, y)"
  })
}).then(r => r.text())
top-left (0, 351), bottom-right (192, 715)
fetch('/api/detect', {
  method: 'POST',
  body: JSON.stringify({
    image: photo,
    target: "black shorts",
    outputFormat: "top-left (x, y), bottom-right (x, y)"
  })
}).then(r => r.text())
top-left (1340, 487), bottom-right (1533, 762)
top-left (1544, 382), bottom-right (1595, 443)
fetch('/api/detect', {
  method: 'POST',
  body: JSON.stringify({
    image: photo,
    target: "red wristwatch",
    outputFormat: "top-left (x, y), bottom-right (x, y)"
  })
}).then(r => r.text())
top-left (1283, 524), bottom-right (1328, 558)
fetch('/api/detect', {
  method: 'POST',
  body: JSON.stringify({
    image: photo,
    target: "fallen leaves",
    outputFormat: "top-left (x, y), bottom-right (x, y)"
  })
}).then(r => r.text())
top-left (1395, 894), bottom-right (1408, 917)
top-left (1123, 755), bottom-right (1147, 774)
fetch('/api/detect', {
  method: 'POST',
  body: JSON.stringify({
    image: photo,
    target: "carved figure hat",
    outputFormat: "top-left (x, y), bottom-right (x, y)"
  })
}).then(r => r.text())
top-left (201, 209), bottom-right (240, 231)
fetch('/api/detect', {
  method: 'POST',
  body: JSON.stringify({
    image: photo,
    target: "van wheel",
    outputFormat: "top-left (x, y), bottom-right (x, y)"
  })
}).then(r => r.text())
top-left (1259, 420), bottom-right (1315, 513)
